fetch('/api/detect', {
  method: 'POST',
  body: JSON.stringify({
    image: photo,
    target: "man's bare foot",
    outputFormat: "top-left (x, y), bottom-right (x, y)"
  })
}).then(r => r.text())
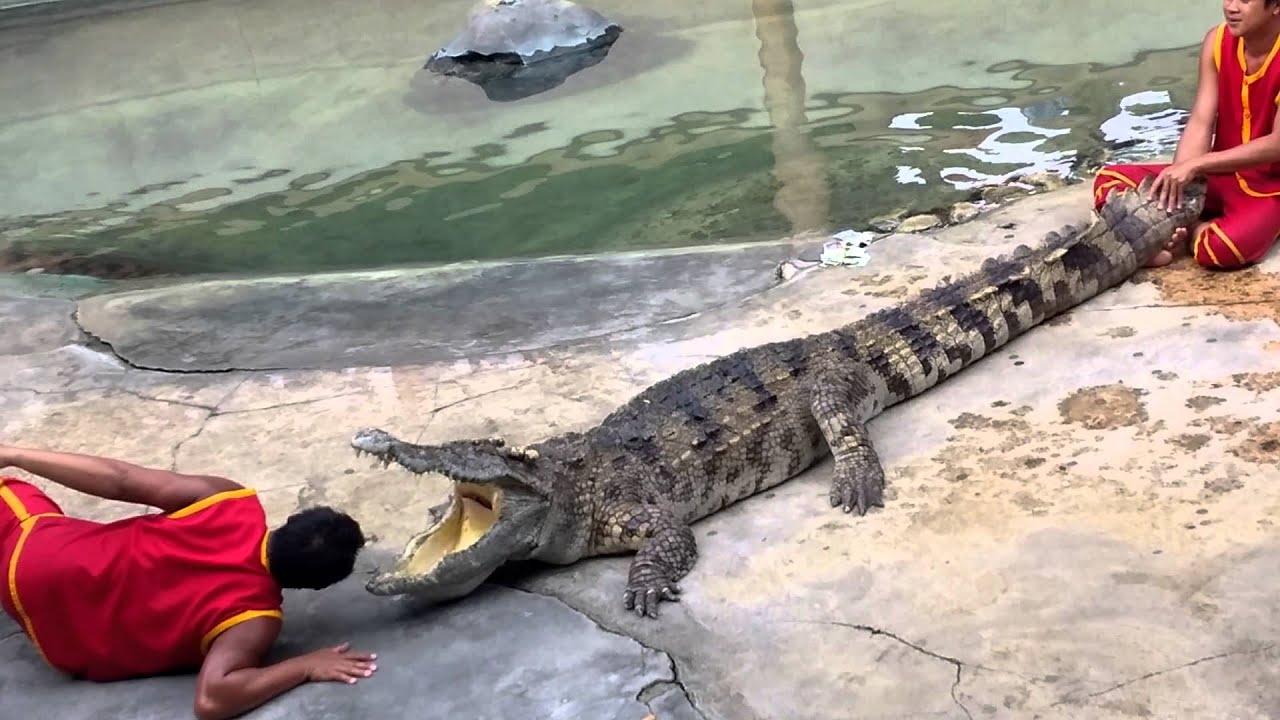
top-left (1145, 249), bottom-right (1175, 267)
top-left (1143, 227), bottom-right (1186, 268)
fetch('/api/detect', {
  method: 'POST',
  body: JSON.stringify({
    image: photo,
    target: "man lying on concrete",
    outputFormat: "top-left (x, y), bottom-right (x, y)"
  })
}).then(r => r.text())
top-left (0, 445), bottom-right (377, 720)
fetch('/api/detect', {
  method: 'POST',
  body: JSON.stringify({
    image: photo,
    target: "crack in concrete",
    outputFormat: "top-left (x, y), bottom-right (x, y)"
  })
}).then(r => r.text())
top-left (169, 379), bottom-right (248, 471)
top-left (70, 307), bottom-right (287, 374)
top-left (411, 383), bottom-right (525, 444)
top-left (504, 586), bottom-right (708, 720)
top-left (117, 388), bottom-right (219, 411)
top-left (0, 384), bottom-right (363, 420)
top-left (643, 655), bottom-right (705, 720)
top-left (412, 382), bottom-right (444, 444)
top-left (1078, 298), bottom-right (1278, 314)
top-left (814, 621), bottom-right (973, 720)
top-left (166, 381), bottom-right (360, 466)
top-left (231, 2), bottom-right (264, 93)
top-left (217, 391), bottom-right (365, 417)
top-left (1057, 643), bottom-right (1277, 705)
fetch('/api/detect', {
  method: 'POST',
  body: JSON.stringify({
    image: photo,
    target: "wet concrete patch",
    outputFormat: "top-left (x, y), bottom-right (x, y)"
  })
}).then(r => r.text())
top-left (1057, 384), bottom-right (1148, 430)
top-left (0, 296), bottom-right (81, 355)
top-left (1168, 433), bottom-right (1211, 452)
top-left (1232, 371), bottom-right (1280, 393)
top-left (1229, 422), bottom-right (1280, 466)
top-left (1142, 259), bottom-right (1280, 325)
top-left (1186, 395), bottom-right (1225, 411)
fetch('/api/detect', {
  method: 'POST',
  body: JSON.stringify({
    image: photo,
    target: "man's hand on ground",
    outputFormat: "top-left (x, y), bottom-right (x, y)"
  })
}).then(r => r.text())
top-left (196, 619), bottom-right (377, 720)
top-left (299, 642), bottom-right (378, 684)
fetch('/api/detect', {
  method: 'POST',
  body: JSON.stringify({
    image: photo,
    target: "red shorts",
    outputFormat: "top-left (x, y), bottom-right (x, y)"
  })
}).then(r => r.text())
top-left (1, 477), bottom-right (63, 656)
top-left (1093, 164), bottom-right (1280, 269)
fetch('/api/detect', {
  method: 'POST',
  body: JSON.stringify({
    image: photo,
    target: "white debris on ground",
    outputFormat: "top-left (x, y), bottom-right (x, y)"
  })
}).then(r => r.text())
top-left (819, 229), bottom-right (875, 267)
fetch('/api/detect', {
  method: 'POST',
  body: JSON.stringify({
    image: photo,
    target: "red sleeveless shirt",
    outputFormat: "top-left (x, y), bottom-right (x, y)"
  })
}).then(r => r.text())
top-left (7, 487), bottom-right (282, 681)
top-left (1212, 21), bottom-right (1280, 196)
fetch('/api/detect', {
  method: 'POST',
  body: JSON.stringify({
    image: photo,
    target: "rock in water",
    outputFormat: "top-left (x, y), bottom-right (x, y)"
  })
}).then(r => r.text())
top-left (425, 0), bottom-right (623, 102)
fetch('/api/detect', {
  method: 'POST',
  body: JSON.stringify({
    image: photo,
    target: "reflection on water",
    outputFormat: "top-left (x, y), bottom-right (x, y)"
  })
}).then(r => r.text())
top-left (0, 42), bottom-right (1197, 279)
top-left (940, 107), bottom-right (1074, 188)
top-left (753, 0), bottom-right (829, 235)
top-left (1100, 90), bottom-right (1189, 163)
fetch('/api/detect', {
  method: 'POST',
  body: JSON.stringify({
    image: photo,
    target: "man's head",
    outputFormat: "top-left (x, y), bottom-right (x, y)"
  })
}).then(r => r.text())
top-left (266, 506), bottom-right (365, 590)
top-left (1224, 0), bottom-right (1280, 36)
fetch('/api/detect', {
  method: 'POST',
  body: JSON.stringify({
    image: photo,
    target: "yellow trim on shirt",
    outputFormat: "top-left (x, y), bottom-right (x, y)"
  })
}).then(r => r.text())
top-left (1214, 22), bottom-right (1224, 71)
top-left (0, 481), bottom-right (30, 523)
top-left (201, 609), bottom-right (284, 654)
top-left (6, 512), bottom-right (59, 668)
top-left (260, 532), bottom-right (272, 573)
top-left (168, 488), bottom-right (257, 519)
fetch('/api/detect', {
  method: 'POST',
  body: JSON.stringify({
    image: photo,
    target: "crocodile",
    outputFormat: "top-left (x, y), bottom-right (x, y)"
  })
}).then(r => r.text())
top-left (350, 176), bottom-right (1206, 618)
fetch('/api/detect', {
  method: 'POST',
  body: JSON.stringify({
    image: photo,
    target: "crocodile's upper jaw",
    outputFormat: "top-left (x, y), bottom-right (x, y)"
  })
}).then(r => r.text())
top-left (351, 427), bottom-right (551, 602)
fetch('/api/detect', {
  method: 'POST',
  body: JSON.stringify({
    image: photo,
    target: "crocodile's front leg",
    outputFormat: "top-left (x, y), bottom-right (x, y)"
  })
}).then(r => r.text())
top-left (594, 494), bottom-right (697, 619)
top-left (807, 365), bottom-right (887, 515)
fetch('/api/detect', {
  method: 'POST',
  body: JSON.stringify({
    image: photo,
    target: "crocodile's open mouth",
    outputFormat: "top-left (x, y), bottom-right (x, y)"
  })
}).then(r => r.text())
top-left (399, 482), bottom-right (502, 576)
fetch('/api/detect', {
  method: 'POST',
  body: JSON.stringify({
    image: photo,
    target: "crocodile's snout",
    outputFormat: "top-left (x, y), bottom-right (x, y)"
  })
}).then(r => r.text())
top-left (351, 427), bottom-right (395, 455)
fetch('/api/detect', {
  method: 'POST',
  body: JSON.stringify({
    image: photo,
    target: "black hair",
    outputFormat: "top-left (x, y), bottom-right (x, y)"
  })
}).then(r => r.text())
top-left (266, 506), bottom-right (365, 590)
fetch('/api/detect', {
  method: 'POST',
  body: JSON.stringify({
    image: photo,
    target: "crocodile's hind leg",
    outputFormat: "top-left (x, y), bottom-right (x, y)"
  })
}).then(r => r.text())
top-left (805, 365), bottom-right (888, 515)
top-left (593, 487), bottom-right (697, 619)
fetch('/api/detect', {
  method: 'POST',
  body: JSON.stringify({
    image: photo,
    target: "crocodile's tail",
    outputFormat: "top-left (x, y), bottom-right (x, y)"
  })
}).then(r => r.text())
top-left (845, 176), bottom-right (1206, 404)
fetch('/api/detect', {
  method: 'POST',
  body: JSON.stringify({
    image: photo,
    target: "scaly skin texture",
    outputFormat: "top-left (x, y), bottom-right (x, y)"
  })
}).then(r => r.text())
top-left (352, 177), bottom-right (1207, 618)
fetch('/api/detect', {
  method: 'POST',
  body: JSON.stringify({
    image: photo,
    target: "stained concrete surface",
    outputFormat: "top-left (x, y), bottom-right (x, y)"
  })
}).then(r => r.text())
top-left (3, 183), bottom-right (1280, 719)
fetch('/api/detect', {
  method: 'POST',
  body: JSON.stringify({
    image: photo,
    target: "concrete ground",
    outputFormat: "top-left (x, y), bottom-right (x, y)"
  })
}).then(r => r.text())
top-left (4, 182), bottom-right (1280, 718)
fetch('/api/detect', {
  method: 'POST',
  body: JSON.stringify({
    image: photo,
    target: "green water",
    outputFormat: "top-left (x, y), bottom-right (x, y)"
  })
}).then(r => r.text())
top-left (0, 0), bottom-right (1206, 279)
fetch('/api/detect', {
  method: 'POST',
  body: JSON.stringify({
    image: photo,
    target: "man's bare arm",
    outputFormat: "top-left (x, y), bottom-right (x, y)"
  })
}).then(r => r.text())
top-left (194, 617), bottom-right (377, 720)
top-left (1170, 26), bottom-right (1280, 174)
top-left (0, 445), bottom-right (240, 513)
top-left (1173, 27), bottom-right (1221, 164)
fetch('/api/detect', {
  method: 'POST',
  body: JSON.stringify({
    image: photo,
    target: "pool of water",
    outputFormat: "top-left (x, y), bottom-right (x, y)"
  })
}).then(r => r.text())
top-left (0, 0), bottom-right (1219, 278)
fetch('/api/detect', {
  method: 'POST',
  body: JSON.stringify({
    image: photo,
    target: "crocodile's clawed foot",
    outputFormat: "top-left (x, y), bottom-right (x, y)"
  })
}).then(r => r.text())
top-left (623, 561), bottom-right (681, 619)
top-left (829, 455), bottom-right (884, 515)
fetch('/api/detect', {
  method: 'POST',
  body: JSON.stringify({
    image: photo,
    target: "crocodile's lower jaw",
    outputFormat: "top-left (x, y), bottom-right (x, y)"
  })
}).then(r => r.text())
top-left (398, 483), bottom-right (502, 577)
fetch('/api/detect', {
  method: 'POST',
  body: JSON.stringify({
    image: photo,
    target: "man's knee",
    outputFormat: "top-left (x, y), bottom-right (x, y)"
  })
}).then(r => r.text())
top-left (1092, 164), bottom-right (1152, 209)
top-left (1192, 222), bottom-right (1257, 270)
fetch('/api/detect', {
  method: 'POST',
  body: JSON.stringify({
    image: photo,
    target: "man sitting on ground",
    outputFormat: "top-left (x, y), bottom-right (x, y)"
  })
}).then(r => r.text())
top-left (1, 444), bottom-right (377, 720)
top-left (1093, 0), bottom-right (1280, 269)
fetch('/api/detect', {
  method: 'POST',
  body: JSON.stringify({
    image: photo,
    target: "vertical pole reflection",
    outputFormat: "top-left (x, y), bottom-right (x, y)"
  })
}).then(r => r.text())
top-left (752, 0), bottom-right (830, 234)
